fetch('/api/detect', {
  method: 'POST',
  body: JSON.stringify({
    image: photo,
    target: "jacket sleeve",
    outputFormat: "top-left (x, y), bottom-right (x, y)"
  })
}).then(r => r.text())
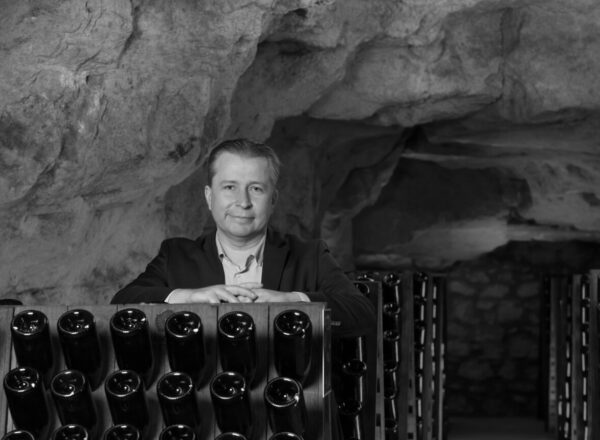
top-left (110, 240), bottom-right (174, 304)
top-left (303, 241), bottom-right (377, 339)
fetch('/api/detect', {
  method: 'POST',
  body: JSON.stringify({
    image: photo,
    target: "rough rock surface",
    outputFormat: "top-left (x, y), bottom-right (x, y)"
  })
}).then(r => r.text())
top-left (1, 0), bottom-right (600, 310)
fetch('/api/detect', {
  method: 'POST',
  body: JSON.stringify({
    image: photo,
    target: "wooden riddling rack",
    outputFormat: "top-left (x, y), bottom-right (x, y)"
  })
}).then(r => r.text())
top-left (541, 270), bottom-right (600, 440)
top-left (0, 303), bottom-right (331, 440)
top-left (349, 271), bottom-right (447, 440)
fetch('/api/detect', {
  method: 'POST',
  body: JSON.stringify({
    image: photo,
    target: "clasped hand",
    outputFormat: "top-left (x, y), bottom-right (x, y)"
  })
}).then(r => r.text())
top-left (167, 282), bottom-right (302, 304)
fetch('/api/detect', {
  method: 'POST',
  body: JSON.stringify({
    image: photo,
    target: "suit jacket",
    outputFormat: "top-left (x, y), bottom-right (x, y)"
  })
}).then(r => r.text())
top-left (111, 228), bottom-right (376, 338)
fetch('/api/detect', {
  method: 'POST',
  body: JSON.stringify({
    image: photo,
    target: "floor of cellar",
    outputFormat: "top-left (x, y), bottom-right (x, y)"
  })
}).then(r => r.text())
top-left (448, 417), bottom-right (555, 440)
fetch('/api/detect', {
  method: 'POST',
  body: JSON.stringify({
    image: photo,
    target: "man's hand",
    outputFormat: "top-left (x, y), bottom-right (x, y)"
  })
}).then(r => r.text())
top-left (166, 283), bottom-right (261, 304)
top-left (253, 289), bottom-right (305, 303)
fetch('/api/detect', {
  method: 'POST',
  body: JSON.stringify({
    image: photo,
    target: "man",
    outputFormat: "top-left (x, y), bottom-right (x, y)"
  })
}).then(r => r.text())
top-left (111, 138), bottom-right (375, 339)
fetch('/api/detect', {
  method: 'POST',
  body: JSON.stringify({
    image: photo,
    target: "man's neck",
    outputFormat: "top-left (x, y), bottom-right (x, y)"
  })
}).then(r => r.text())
top-left (216, 229), bottom-right (267, 251)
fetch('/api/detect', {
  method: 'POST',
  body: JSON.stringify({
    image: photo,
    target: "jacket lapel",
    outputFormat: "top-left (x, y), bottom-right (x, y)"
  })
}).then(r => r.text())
top-left (197, 230), bottom-right (225, 286)
top-left (261, 228), bottom-right (289, 290)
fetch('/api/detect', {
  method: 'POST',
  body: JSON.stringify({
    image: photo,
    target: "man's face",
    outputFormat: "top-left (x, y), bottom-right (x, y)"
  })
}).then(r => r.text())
top-left (205, 152), bottom-right (277, 242)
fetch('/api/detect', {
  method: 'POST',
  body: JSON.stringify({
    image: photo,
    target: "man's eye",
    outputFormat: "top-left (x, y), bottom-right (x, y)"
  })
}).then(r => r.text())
top-left (250, 186), bottom-right (264, 193)
top-left (223, 185), bottom-right (235, 190)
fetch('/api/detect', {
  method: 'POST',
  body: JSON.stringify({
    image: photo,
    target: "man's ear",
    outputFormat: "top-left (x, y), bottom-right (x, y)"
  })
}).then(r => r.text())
top-left (271, 189), bottom-right (279, 206)
top-left (204, 185), bottom-right (212, 210)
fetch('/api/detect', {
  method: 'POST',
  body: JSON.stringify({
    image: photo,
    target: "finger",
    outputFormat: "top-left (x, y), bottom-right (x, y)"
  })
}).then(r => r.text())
top-left (238, 296), bottom-right (253, 303)
top-left (189, 291), bottom-right (221, 304)
top-left (215, 288), bottom-right (240, 303)
top-left (237, 282), bottom-right (263, 289)
top-left (226, 286), bottom-right (257, 300)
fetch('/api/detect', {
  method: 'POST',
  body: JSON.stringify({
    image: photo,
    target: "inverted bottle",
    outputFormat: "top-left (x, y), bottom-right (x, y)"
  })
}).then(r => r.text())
top-left (273, 310), bottom-right (312, 385)
top-left (110, 308), bottom-right (154, 387)
top-left (217, 311), bottom-right (256, 385)
top-left (3, 366), bottom-right (51, 439)
top-left (57, 309), bottom-right (104, 390)
top-left (264, 377), bottom-right (307, 436)
top-left (104, 370), bottom-right (149, 434)
top-left (164, 311), bottom-right (205, 386)
top-left (11, 310), bottom-right (54, 383)
top-left (210, 371), bottom-right (252, 438)
top-left (156, 371), bottom-right (200, 430)
top-left (50, 369), bottom-right (97, 433)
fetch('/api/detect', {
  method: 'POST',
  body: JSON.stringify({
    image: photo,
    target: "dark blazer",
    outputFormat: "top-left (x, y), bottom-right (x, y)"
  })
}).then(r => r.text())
top-left (111, 228), bottom-right (376, 338)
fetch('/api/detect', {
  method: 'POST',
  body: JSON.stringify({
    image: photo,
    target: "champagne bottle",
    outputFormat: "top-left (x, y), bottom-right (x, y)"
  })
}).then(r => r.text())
top-left (102, 424), bottom-right (141, 440)
top-left (273, 310), bottom-right (312, 384)
top-left (165, 311), bottom-right (205, 386)
top-left (11, 310), bottom-right (54, 383)
top-left (210, 371), bottom-right (252, 438)
top-left (264, 377), bottom-right (307, 435)
top-left (110, 308), bottom-right (154, 387)
top-left (156, 371), bottom-right (200, 430)
top-left (3, 367), bottom-right (50, 439)
top-left (51, 424), bottom-right (89, 440)
top-left (57, 309), bottom-right (104, 390)
top-left (217, 312), bottom-right (256, 385)
top-left (104, 370), bottom-right (149, 433)
top-left (50, 369), bottom-right (97, 432)
top-left (158, 424), bottom-right (197, 440)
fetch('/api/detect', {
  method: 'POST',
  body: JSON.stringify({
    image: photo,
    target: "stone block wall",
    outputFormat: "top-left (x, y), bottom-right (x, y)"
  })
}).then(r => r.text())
top-left (444, 254), bottom-right (542, 416)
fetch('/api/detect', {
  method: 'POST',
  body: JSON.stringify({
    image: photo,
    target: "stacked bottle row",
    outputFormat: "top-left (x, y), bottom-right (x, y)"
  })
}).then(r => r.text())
top-left (331, 279), bottom-right (383, 440)
top-left (332, 336), bottom-right (368, 440)
top-left (542, 273), bottom-right (597, 440)
top-left (350, 270), bottom-right (446, 440)
top-left (0, 303), bottom-right (330, 440)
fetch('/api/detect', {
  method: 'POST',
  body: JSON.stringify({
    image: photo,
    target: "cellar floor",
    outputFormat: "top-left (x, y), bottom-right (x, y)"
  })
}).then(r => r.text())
top-left (448, 417), bottom-right (554, 440)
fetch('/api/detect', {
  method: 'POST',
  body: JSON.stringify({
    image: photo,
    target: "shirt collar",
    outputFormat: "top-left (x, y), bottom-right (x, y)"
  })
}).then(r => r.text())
top-left (215, 232), bottom-right (266, 267)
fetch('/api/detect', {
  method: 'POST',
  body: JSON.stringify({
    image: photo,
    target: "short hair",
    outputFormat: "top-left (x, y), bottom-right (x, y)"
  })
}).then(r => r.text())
top-left (205, 139), bottom-right (281, 187)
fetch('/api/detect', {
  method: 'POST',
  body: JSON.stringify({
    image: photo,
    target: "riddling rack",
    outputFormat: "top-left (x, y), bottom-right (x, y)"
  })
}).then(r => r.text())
top-left (542, 270), bottom-right (600, 440)
top-left (349, 271), bottom-right (447, 440)
top-left (0, 303), bottom-right (331, 440)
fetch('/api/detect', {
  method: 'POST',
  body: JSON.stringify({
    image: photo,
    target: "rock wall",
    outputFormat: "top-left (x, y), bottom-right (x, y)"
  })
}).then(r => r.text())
top-left (1, 1), bottom-right (600, 312)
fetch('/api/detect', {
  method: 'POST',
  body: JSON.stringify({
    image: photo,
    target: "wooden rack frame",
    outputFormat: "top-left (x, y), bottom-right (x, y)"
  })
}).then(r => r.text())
top-left (0, 303), bottom-right (331, 440)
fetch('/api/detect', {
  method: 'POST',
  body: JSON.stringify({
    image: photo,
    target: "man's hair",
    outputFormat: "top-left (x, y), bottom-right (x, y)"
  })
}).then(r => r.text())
top-left (205, 138), bottom-right (281, 187)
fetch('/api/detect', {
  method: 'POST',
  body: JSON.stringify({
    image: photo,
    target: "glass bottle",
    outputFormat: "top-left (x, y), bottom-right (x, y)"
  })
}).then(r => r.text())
top-left (51, 424), bottom-right (89, 440)
top-left (210, 371), bottom-right (252, 438)
top-left (156, 371), bottom-right (200, 430)
top-left (339, 359), bottom-right (367, 409)
top-left (102, 424), bottom-right (141, 440)
top-left (3, 366), bottom-right (50, 439)
top-left (382, 273), bottom-right (402, 305)
top-left (264, 377), bottom-right (307, 436)
top-left (273, 310), bottom-right (312, 384)
top-left (383, 330), bottom-right (401, 365)
top-left (104, 370), bottom-right (149, 434)
top-left (164, 311), bottom-right (205, 386)
top-left (214, 434), bottom-right (247, 440)
top-left (383, 360), bottom-right (399, 399)
top-left (110, 308), bottom-right (154, 387)
top-left (382, 303), bottom-right (401, 333)
top-left (0, 430), bottom-right (35, 440)
top-left (50, 370), bottom-right (97, 433)
top-left (353, 282), bottom-right (370, 298)
top-left (10, 310), bottom-right (53, 382)
top-left (57, 309), bottom-right (103, 390)
top-left (338, 400), bottom-right (362, 440)
top-left (268, 434), bottom-right (303, 440)
top-left (217, 312), bottom-right (256, 385)
top-left (158, 424), bottom-right (197, 440)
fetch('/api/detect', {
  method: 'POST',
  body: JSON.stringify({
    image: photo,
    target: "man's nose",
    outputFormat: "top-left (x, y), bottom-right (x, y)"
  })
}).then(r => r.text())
top-left (237, 189), bottom-right (252, 208)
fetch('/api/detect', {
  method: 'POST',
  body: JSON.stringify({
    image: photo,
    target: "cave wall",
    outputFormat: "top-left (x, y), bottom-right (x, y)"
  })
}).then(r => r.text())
top-left (1, 0), bottom-right (600, 309)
